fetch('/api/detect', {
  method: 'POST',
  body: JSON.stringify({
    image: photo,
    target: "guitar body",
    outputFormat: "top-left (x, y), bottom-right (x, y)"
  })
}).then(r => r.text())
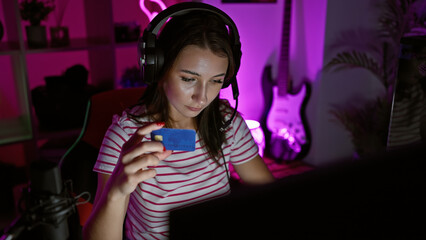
top-left (267, 84), bottom-right (307, 141)
top-left (260, 65), bottom-right (311, 161)
top-left (260, 0), bottom-right (311, 162)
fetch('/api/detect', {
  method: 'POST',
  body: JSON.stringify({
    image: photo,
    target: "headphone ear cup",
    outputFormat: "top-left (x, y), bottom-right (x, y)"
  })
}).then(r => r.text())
top-left (140, 32), bottom-right (160, 85)
top-left (154, 44), bottom-right (164, 81)
top-left (222, 42), bottom-right (241, 89)
top-left (145, 43), bottom-right (164, 84)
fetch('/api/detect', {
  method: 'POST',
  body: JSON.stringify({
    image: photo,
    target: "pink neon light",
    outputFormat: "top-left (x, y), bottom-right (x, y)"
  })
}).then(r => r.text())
top-left (139, 0), bottom-right (167, 21)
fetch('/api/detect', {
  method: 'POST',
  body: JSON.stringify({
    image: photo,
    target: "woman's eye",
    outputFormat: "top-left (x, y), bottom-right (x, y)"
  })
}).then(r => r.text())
top-left (213, 79), bottom-right (224, 84)
top-left (181, 77), bottom-right (195, 82)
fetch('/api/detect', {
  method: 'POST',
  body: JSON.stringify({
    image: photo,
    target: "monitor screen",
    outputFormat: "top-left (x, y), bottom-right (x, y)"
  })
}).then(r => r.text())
top-left (169, 144), bottom-right (426, 239)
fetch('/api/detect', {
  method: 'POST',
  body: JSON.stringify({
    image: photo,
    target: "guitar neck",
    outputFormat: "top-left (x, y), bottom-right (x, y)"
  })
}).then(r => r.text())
top-left (277, 0), bottom-right (292, 96)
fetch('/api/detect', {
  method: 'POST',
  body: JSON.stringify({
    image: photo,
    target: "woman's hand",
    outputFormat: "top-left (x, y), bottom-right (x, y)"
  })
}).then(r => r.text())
top-left (83, 123), bottom-right (172, 240)
top-left (105, 122), bottom-right (172, 201)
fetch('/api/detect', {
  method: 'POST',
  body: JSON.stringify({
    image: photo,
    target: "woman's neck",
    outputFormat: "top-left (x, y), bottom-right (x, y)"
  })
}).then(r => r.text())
top-left (168, 118), bottom-right (197, 130)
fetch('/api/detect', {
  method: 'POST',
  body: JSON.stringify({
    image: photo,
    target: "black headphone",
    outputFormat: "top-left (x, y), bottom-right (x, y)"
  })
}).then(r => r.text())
top-left (138, 2), bottom-right (241, 130)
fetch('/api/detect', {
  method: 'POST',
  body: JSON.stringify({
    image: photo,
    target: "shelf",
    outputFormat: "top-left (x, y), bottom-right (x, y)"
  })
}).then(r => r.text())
top-left (0, 39), bottom-right (126, 56)
top-left (0, 0), bottom-right (117, 152)
top-left (0, 41), bottom-right (20, 55)
top-left (0, 116), bottom-right (32, 145)
top-left (115, 40), bottom-right (138, 49)
top-left (24, 38), bottom-right (113, 54)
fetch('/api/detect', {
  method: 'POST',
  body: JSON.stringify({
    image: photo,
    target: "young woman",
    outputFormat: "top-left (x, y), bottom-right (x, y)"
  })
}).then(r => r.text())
top-left (83, 3), bottom-right (274, 240)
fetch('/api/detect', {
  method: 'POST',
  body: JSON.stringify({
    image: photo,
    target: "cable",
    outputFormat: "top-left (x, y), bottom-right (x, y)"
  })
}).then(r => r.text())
top-left (220, 80), bottom-right (239, 132)
top-left (220, 149), bottom-right (230, 180)
top-left (0, 181), bottom-right (91, 240)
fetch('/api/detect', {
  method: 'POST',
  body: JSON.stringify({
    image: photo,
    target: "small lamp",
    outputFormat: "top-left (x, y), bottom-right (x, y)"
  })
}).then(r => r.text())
top-left (245, 120), bottom-right (265, 157)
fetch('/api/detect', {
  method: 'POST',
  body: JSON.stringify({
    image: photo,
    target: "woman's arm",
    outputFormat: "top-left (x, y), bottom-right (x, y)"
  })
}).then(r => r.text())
top-left (232, 154), bottom-right (275, 185)
top-left (82, 123), bottom-right (172, 240)
top-left (82, 173), bottom-right (128, 240)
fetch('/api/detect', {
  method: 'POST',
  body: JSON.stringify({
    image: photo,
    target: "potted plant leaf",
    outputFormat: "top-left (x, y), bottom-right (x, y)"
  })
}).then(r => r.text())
top-left (20, 0), bottom-right (55, 48)
top-left (323, 0), bottom-right (425, 158)
top-left (50, 0), bottom-right (70, 47)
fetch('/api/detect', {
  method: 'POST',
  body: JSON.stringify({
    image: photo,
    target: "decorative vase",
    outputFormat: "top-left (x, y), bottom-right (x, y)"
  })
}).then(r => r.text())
top-left (26, 25), bottom-right (48, 48)
top-left (50, 26), bottom-right (70, 47)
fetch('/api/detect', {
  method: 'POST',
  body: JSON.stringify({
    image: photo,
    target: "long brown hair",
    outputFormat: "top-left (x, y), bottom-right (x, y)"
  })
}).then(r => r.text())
top-left (130, 11), bottom-right (237, 163)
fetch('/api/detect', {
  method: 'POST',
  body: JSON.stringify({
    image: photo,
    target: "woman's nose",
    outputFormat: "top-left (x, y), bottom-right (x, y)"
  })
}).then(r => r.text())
top-left (192, 84), bottom-right (207, 106)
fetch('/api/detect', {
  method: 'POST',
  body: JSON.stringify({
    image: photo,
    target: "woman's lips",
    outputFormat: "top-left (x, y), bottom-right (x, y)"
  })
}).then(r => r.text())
top-left (186, 106), bottom-right (202, 112)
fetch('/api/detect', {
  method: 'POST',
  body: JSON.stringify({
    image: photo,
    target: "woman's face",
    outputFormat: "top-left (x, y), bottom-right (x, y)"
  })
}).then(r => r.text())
top-left (163, 45), bottom-right (228, 126)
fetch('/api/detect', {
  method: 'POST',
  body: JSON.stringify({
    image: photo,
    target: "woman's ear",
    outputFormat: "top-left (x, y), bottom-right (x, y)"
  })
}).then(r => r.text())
top-left (157, 75), bottom-right (166, 90)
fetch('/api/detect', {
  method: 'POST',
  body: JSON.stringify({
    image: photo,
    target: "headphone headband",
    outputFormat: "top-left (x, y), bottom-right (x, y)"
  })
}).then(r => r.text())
top-left (139, 2), bottom-right (241, 89)
top-left (146, 2), bottom-right (240, 44)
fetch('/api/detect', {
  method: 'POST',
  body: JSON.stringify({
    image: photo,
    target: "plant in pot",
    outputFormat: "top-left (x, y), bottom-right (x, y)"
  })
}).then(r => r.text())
top-left (323, 0), bottom-right (425, 158)
top-left (51, 0), bottom-right (70, 47)
top-left (20, 0), bottom-right (55, 48)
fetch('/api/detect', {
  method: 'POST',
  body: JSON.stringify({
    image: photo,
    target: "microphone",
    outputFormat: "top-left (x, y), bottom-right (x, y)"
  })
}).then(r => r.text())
top-left (220, 80), bottom-right (239, 131)
top-left (27, 160), bottom-right (72, 240)
top-left (1, 160), bottom-right (90, 240)
top-left (0, 215), bottom-right (27, 240)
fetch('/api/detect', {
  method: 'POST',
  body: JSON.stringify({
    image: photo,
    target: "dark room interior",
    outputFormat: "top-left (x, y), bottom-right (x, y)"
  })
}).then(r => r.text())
top-left (1, 0), bottom-right (426, 239)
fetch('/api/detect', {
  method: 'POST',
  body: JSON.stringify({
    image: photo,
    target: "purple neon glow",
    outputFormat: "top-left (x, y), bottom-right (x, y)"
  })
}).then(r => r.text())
top-left (0, 1), bottom-right (326, 158)
top-left (206, 0), bottom-right (326, 123)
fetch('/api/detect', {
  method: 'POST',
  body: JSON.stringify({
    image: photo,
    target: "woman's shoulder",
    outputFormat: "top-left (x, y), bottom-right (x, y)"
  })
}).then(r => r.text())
top-left (219, 98), bottom-right (246, 130)
top-left (219, 98), bottom-right (235, 118)
top-left (113, 104), bottom-right (151, 129)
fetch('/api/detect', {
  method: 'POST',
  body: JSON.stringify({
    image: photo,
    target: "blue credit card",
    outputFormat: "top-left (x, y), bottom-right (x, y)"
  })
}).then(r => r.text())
top-left (151, 128), bottom-right (196, 151)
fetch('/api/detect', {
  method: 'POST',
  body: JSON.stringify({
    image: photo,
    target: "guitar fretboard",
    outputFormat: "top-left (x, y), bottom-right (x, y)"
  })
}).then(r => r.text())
top-left (277, 0), bottom-right (292, 96)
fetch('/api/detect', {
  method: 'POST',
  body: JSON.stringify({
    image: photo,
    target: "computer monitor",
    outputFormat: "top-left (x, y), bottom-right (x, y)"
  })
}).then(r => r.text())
top-left (169, 144), bottom-right (426, 239)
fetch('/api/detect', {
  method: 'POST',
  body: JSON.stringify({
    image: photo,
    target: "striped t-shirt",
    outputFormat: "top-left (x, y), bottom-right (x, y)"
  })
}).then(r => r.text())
top-left (93, 100), bottom-right (259, 239)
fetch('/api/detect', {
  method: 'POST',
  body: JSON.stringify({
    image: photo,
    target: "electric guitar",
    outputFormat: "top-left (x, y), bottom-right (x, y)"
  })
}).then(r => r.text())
top-left (260, 0), bottom-right (311, 162)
